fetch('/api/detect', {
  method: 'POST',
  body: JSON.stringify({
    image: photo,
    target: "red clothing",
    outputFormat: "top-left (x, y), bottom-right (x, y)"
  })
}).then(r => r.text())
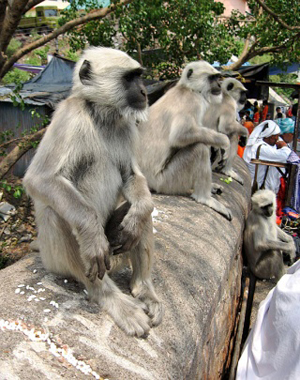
top-left (253, 111), bottom-right (260, 123)
top-left (243, 120), bottom-right (254, 135)
top-left (261, 105), bottom-right (269, 121)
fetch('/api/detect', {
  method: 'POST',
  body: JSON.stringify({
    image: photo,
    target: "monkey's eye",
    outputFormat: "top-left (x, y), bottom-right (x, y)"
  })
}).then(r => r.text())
top-left (124, 68), bottom-right (144, 83)
top-left (209, 73), bottom-right (222, 82)
top-left (124, 72), bottom-right (136, 83)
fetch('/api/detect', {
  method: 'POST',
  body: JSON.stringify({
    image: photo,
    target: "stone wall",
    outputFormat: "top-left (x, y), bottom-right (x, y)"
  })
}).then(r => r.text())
top-left (0, 158), bottom-right (251, 380)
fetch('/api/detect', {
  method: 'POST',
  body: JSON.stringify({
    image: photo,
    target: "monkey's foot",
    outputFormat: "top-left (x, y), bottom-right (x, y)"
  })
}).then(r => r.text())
top-left (30, 239), bottom-right (40, 252)
top-left (211, 183), bottom-right (223, 195)
top-left (104, 292), bottom-right (151, 337)
top-left (131, 280), bottom-right (164, 327)
top-left (191, 193), bottom-right (232, 221)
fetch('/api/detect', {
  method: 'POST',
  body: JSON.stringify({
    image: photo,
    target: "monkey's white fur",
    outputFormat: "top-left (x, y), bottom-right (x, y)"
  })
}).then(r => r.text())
top-left (24, 47), bottom-right (163, 337)
top-left (204, 78), bottom-right (249, 184)
top-left (137, 61), bottom-right (232, 220)
top-left (244, 189), bottom-right (296, 281)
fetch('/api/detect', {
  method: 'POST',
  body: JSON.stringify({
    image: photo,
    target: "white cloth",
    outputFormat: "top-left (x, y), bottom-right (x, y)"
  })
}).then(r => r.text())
top-left (236, 260), bottom-right (300, 380)
top-left (244, 141), bottom-right (291, 193)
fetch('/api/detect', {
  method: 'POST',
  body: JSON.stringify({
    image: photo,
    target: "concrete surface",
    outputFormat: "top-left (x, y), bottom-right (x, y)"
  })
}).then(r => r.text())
top-left (0, 158), bottom-right (251, 380)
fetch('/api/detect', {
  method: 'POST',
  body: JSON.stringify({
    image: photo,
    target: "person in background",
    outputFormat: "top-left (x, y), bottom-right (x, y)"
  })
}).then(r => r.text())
top-left (243, 115), bottom-right (254, 135)
top-left (276, 117), bottom-right (295, 147)
top-left (275, 106), bottom-right (285, 119)
top-left (253, 108), bottom-right (260, 125)
top-left (261, 99), bottom-right (269, 121)
top-left (243, 120), bottom-right (291, 194)
top-left (286, 105), bottom-right (293, 118)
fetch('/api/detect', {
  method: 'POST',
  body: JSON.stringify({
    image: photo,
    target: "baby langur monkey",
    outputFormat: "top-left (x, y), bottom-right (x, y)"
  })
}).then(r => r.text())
top-left (203, 78), bottom-right (248, 184)
top-left (137, 61), bottom-right (232, 221)
top-left (24, 47), bottom-right (163, 337)
top-left (244, 190), bottom-right (296, 281)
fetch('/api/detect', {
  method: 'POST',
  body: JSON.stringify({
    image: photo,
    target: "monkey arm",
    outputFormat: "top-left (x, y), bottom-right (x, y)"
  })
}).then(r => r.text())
top-left (218, 114), bottom-right (248, 137)
top-left (276, 227), bottom-right (296, 256)
top-left (169, 115), bottom-right (230, 149)
top-left (24, 173), bottom-right (110, 280)
top-left (254, 235), bottom-right (295, 254)
top-left (113, 164), bottom-right (154, 254)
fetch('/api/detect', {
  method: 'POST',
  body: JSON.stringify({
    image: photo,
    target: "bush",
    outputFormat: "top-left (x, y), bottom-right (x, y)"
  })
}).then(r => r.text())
top-left (6, 39), bottom-right (22, 58)
top-left (2, 69), bottom-right (31, 85)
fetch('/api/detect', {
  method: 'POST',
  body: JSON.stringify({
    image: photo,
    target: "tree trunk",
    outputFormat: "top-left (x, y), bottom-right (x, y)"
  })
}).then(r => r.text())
top-left (0, 128), bottom-right (46, 179)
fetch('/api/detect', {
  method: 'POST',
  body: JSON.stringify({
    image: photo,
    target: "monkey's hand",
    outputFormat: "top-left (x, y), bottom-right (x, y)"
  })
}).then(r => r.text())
top-left (80, 234), bottom-right (111, 282)
top-left (282, 241), bottom-right (296, 259)
top-left (110, 215), bottom-right (144, 255)
top-left (215, 148), bottom-right (229, 172)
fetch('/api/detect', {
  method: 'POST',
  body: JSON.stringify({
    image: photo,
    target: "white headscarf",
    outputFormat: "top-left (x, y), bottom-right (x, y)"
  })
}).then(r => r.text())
top-left (243, 120), bottom-right (281, 163)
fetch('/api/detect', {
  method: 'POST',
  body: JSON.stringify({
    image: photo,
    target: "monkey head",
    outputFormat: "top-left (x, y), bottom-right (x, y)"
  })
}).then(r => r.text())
top-left (222, 78), bottom-right (247, 111)
top-left (179, 61), bottom-right (223, 104)
top-left (72, 47), bottom-right (148, 121)
top-left (251, 189), bottom-right (276, 218)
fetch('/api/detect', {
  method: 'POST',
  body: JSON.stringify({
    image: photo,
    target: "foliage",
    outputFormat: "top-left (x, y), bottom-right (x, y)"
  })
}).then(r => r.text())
top-left (0, 180), bottom-right (25, 199)
top-left (270, 73), bottom-right (299, 101)
top-left (227, 0), bottom-right (300, 67)
top-left (63, 0), bottom-right (242, 79)
top-left (2, 69), bottom-right (31, 85)
top-left (6, 39), bottom-right (22, 59)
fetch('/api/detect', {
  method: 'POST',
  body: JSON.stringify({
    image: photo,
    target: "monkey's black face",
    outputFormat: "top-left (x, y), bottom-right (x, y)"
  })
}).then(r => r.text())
top-left (123, 68), bottom-right (147, 110)
top-left (261, 203), bottom-right (274, 217)
top-left (239, 90), bottom-right (247, 105)
top-left (209, 73), bottom-right (222, 96)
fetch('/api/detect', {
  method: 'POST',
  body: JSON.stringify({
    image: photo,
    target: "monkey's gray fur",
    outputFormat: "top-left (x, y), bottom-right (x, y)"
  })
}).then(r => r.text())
top-left (23, 47), bottom-right (163, 337)
top-left (137, 61), bottom-right (232, 221)
top-left (203, 78), bottom-right (249, 185)
top-left (244, 189), bottom-right (295, 281)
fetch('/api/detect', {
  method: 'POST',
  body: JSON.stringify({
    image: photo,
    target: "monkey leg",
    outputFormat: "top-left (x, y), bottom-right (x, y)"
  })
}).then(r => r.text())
top-left (35, 201), bottom-right (151, 337)
top-left (252, 250), bottom-right (286, 282)
top-left (218, 135), bottom-right (244, 185)
top-left (190, 145), bottom-right (232, 220)
top-left (154, 143), bottom-right (232, 220)
top-left (129, 216), bottom-right (163, 327)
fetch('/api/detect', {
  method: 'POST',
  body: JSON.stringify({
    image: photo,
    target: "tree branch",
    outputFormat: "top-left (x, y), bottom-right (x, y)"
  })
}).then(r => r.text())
top-left (253, 0), bottom-right (300, 31)
top-left (0, 127), bottom-right (46, 179)
top-left (222, 35), bottom-right (252, 70)
top-left (0, 0), bottom-right (29, 53)
top-left (23, 0), bottom-right (44, 14)
top-left (0, 0), bottom-right (133, 78)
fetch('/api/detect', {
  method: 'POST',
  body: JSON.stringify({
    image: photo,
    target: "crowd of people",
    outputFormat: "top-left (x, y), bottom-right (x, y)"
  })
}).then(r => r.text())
top-left (237, 100), bottom-right (299, 215)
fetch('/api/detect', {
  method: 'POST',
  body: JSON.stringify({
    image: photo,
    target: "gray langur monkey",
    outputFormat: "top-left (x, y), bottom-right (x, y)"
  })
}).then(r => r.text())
top-left (137, 61), bottom-right (232, 221)
top-left (204, 78), bottom-right (248, 185)
top-left (23, 47), bottom-right (163, 337)
top-left (244, 190), bottom-right (295, 281)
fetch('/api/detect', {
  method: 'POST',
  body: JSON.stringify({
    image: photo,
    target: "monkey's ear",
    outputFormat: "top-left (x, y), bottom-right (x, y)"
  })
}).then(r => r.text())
top-left (187, 69), bottom-right (193, 79)
top-left (227, 82), bottom-right (234, 91)
top-left (79, 60), bottom-right (92, 85)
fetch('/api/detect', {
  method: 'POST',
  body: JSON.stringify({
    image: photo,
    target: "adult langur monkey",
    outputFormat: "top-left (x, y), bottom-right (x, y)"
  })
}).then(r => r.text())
top-left (137, 61), bottom-right (232, 221)
top-left (203, 78), bottom-right (249, 184)
top-left (23, 47), bottom-right (163, 337)
top-left (244, 189), bottom-right (295, 281)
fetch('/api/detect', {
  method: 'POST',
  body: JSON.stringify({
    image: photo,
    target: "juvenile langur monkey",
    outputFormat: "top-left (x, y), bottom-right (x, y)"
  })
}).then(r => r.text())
top-left (204, 78), bottom-right (248, 184)
top-left (137, 61), bottom-right (232, 221)
top-left (244, 190), bottom-right (295, 281)
top-left (23, 47), bottom-right (163, 337)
